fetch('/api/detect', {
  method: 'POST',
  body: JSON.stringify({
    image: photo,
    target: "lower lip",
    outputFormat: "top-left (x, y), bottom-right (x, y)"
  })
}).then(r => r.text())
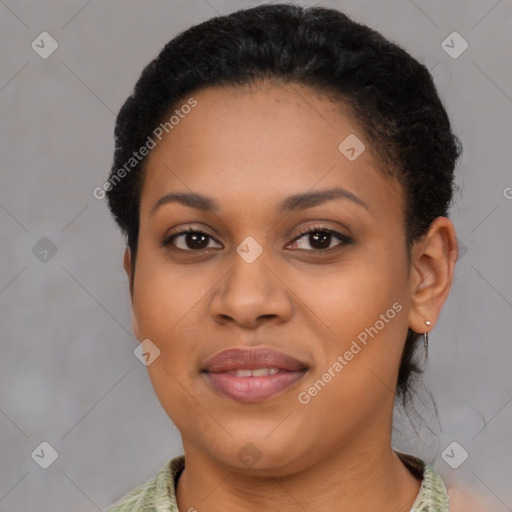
top-left (204, 370), bottom-right (307, 403)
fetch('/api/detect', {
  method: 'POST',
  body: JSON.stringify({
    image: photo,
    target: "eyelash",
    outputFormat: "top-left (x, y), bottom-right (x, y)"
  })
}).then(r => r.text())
top-left (162, 225), bottom-right (352, 255)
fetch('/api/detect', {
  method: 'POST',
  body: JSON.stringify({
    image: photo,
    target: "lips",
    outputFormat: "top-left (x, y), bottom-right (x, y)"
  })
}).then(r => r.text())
top-left (202, 347), bottom-right (308, 373)
top-left (202, 347), bottom-right (309, 403)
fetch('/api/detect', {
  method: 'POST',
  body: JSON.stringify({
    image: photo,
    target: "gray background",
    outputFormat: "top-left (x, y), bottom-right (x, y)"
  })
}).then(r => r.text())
top-left (0, 0), bottom-right (511, 510)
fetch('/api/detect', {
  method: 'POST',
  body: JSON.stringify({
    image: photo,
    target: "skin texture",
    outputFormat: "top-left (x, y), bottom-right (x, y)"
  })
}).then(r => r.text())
top-left (123, 81), bottom-right (458, 511)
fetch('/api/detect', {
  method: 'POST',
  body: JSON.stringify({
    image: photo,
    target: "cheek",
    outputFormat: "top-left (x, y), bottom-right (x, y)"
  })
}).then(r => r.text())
top-left (132, 269), bottom-right (205, 425)
top-left (317, 254), bottom-right (406, 331)
top-left (312, 247), bottom-right (410, 386)
top-left (131, 253), bottom-right (217, 392)
top-left (132, 245), bottom-right (201, 335)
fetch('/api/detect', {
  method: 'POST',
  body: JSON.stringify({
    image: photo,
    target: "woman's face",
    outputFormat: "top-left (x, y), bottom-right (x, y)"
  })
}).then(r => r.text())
top-left (128, 81), bottom-right (419, 474)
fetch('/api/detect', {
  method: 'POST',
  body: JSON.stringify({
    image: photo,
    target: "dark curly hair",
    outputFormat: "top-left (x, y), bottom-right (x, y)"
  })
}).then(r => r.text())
top-left (105, 3), bottom-right (462, 407)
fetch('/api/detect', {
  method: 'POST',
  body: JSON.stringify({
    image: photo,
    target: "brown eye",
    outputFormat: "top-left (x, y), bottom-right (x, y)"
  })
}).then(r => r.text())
top-left (162, 225), bottom-right (351, 255)
top-left (163, 227), bottom-right (221, 251)
top-left (288, 226), bottom-right (352, 254)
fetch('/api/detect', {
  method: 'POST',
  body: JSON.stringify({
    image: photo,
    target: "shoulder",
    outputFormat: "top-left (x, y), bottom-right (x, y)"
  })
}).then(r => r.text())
top-left (105, 455), bottom-right (185, 512)
top-left (447, 484), bottom-right (498, 512)
top-left (395, 450), bottom-right (498, 512)
top-left (395, 450), bottom-right (449, 511)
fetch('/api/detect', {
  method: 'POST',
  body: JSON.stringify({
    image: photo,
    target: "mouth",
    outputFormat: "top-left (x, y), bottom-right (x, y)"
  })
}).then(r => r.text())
top-left (201, 347), bottom-right (309, 403)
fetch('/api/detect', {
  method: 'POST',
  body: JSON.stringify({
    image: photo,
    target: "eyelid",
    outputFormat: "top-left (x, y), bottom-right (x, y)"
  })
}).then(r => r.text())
top-left (162, 224), bottom-right (221, 249)
top-left (162, 223), bottom-right (352, 254)
top-left (286, 225), bottom-right (352, 252)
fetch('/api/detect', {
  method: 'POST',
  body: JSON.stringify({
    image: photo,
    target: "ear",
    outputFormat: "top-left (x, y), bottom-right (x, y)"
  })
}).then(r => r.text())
top-left (123, 246), bottom-right (134, 301)
top-left (123, 246), bottom-right (141, 340)
top-left (407, 216), bottom-right (458, 335)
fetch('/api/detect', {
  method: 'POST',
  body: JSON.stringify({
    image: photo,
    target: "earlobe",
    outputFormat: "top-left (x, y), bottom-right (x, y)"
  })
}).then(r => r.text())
top-left (407, 217), bottom-right (458, 334)
top-left (123, 246), bottom-right (134, 301)
top-left (123, 246), bottom-right (140, 339)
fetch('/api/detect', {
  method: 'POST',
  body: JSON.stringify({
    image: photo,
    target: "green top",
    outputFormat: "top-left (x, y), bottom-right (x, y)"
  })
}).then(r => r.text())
top-left (106, 452), bottom-right (449, 511)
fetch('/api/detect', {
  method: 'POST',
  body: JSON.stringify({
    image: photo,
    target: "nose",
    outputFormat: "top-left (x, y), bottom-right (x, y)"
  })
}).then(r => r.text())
top-left (209, 247), bottom-right (293, 329)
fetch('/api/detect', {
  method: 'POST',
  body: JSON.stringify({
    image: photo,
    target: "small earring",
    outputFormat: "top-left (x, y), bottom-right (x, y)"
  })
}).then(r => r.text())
top-left (424, 320), bottom-right (431, 354)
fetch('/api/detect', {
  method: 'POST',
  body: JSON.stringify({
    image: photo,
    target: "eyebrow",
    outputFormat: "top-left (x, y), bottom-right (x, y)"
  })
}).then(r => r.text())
top-left (150, 187), bottom-right (368, 216)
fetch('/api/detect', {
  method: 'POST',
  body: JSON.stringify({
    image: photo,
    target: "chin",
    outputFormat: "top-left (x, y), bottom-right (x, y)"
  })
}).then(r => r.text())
top-left (196, 432), bottom-right (315, 476)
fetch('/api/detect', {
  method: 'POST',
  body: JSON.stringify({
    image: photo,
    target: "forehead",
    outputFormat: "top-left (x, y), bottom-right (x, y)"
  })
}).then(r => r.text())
top-left (139, 81), bottom-right (402, 218)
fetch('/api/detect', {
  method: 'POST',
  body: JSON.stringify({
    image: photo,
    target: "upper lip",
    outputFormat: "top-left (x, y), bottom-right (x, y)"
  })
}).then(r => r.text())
top-left (202, 347), bottom-right (309, 373)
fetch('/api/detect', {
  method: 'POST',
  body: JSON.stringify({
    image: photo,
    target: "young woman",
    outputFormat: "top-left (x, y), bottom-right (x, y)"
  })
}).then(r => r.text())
top-left (103, 4), bottom-right (485, 511)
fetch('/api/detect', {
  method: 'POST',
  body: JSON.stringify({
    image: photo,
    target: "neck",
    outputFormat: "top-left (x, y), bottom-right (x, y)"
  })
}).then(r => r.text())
top-left (176, 434), bottom-right (421, 511)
